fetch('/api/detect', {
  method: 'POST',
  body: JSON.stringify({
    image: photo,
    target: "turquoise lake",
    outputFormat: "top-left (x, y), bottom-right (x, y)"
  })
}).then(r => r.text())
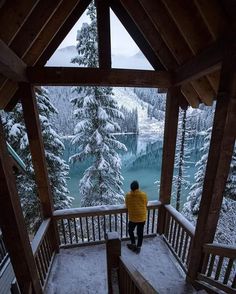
top-left (63, 134), bottom-right (203, 208)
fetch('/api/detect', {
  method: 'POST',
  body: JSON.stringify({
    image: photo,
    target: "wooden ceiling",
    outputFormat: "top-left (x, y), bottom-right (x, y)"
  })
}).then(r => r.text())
top-left (0, 0), bottom-right (234, 110)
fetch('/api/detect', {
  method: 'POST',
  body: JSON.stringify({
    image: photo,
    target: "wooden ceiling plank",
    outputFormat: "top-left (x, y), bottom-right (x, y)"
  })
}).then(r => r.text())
top-left (23, 0), bottom-right (81, 65)
top-left (162, 0), bottom-right (212, 53)
top-left (139, 0), bottom-right (193, 64)
top-left (36, 0), bottom-right (91, 66)
top-left (194, 0), bottom-right (227, 41)
top-left (139, 0), bottom-right (211, 106)
top-left (174, 41), bottom-right (222, 85)
top-left (0, 0), bottom-right (40, 45)
top-left (95, 0), bottom-right (111, 69)
top-left (27, 67), bottom-right (172, 88)
top-left (207, 70), bottom-right (220, 93)
top-left (9, 0), bottom-right (64, 59)
top-left (162, 0), bottom-right (218, 100)
top-left (110, 0), bottom-right (163, 70)
top-left (0, 40), bottom-right (27, 82)
top-left (119, 0), bottom-right (178, 71)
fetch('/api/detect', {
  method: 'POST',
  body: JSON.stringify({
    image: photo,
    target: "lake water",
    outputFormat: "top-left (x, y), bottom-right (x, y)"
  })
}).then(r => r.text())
top-left (63, 134), bottom-right (203, 208)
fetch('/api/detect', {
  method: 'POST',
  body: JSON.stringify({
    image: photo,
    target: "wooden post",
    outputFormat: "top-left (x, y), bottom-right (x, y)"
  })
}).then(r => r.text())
top-left (187, 47), bottom-right (236, 281)
top-left (106, 232), bottom-right (121, 294)
top-left (20, 83), bottom-right (59, 252)
top-left (157, 87), bottom-right (179, 234)
top-left (0, 118), bottom-right (42, 294)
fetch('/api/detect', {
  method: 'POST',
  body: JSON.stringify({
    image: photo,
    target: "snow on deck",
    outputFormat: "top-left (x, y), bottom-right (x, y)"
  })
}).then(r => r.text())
top-left (45, 236), bottom-right (196, 294)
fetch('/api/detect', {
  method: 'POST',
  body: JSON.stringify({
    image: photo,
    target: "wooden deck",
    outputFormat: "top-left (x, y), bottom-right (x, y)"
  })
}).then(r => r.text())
top-left (45, 236), bottom-right (197, 294)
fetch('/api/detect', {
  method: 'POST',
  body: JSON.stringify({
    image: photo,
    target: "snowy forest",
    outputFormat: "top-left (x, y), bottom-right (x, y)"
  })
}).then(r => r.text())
top-left (1, 1), bottom-right (235, 248)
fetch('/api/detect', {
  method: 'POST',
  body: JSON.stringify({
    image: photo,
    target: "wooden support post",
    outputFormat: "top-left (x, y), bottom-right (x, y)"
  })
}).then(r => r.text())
top-left (0, 118), bottom-right (42, 294)
top-left (106, 232), bottom-right (121, 294)
top-left (157, 87), bottom-right (179, 234)
top-left (96, 0), bottom-right (111, 69)
top-left (187, 48), bottom-right (236, 281)
top-left (20, 83), bottom-right (59, 252)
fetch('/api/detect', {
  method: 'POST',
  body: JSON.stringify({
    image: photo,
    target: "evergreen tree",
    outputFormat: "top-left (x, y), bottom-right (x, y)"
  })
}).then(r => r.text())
top-left (3, 87), bottom-right (72, 232)
top-left (70, 2), bottom-right (126, 206)
top-left (173, 108), bottom-right (191, 211)
top-left (183, 128), bottom-right (236, 245)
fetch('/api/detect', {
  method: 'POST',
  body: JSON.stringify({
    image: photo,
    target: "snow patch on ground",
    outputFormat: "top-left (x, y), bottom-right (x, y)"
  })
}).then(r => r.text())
top-left (113, 87), bottom-right (164, 141)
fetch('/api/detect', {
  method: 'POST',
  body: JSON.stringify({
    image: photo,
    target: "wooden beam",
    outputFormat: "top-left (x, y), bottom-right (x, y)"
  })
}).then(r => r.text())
top-left (118, 0), bottom-right (201, 107)
top-left (95, 0), bottom-right (111, 69)
top-left (187, 49), bottom-right (236, 281)
top-left (157, 87), bottom-right (179, 234)
top-left (27, 67), bottom-right (172, 88)
top-left (162, 0), bottom-right (218, 103)
top-left (24, 0), bottom-right (82, 65)
top-left (9, 0), bottom-right (63, 58)
top-left (20, 83), bottom-right (59, 250)
top-left (0, 40), bottom-right (27, 82)
top-left (36, 0), bottom-right (91, 66)
top-left (110, 0), bottom-right (164, 70)
top-left (0, 0), bottom-right (39, 45)
top-left (194, 0), bottom-right (227, 41)
top-left (0, 118), bottom-right (42, 294)
top-left (174, 42), bottom-right (223, 86)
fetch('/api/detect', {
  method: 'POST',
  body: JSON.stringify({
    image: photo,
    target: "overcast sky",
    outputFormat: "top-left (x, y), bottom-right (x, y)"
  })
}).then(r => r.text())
top-left (58, 10), bottom-right (140, 57)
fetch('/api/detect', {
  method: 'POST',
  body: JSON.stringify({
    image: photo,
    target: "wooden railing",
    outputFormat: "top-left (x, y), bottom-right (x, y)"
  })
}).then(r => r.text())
top-left (162, 204), bottom-right (195, 272)
top-left (53, 201), bottom-right (160, 247)
top-left (119, 256), bottom-right (158, 294)
top-left (0, 230), bottom-right (8, 271)
top-left (198, 243), bottom-right (236, 294)
top-left (31, 219), bottom-right (55, 289)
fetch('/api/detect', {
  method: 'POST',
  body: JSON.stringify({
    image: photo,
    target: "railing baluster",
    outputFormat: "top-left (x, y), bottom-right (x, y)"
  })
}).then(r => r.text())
top-left (223, 258), bottom-right (234, 285)
top-left (61, 219), bottom-right (67, 245)
top-left (115, 214), bottom-right (117, 232)
top-left (120, 213), bottom-right (123, 238)
top-left (35, 255), bottom-right (44, 286)
top-left (201, 253), bottom-right (210, 275)
top-left (207, 254), bottom-right (216, 277)
top-left (103, 215), bottom-right (106, 239)
top-left (92, 216), bottom-right (95, 241)
top-left (178, 228), bottom-right (184, 258)
top-left (109, 214), bottom-right (112, 232)
top-left (42, 240), bottom-right (50, 268)
top-left (215, 256), bottom-right (224, 280)
top-left (79, 217), bottom-right (84, 243)
top-left (38, 249), bottom-right (46, 279)
top-left (67, 219), bottom-right (73, 244)
top-left (151, 208), bottom-right (156, 234)
top-left (126, 213), bottom-right (128, 237)
top-left (171, 220), bottom-right (177, 248)
top-left (86, 216), bottom-right (90, 242)
top-left (73, 218), bottom-right (78, 243)
top-left (182, 233), bottom-right (188, 264)
top-left (168, 216), bottom-right (174, 243)
top-left (97, 216), bottom-right (101, 240)
top-left (146, 209), bottom-right (150, 235)
top-left (174, 223), bottom-right (181, 253)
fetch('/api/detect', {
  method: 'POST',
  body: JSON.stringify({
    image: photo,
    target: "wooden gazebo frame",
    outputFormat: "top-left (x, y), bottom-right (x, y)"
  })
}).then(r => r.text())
top-left (0, 1), bottom-right (235, 293)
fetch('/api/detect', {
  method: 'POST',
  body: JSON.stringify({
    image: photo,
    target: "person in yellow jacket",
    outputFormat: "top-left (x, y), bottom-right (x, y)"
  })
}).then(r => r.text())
top-left (125, 180), bottom-right (148, 254)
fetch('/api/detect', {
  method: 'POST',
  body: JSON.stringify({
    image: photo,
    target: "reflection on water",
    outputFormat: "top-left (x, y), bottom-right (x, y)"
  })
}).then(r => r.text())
top-left (64, 134), bottom-right (203, 208)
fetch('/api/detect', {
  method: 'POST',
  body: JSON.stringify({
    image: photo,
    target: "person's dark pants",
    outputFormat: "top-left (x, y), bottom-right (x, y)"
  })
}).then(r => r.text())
top-left (128, 221), bottom-right (145, 247)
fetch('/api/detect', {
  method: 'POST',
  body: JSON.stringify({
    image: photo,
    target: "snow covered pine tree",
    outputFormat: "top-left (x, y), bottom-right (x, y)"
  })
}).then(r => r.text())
top-left (183, 128), bottom-right (236, 245)
top-left (70, 2), bottom-right (126, 207)
top-left (3, 87), bottom-right (72, 233)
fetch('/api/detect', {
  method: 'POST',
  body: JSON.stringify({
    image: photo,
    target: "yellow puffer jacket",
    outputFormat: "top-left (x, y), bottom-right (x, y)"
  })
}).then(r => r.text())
top-left (125, 189), bottom-right (148, 222)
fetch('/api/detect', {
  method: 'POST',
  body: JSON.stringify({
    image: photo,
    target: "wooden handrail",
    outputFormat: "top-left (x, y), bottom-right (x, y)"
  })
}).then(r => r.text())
top-left (31, 219), bottom-right (50, 255)
top-left (203, 243), bottom-right (236, 259)
top-left (54, 200), bottom-right (161, 219)
top-left (119, 256), bottom-right (158, 294)
top-left (164, 204), bottom-right (195, 237)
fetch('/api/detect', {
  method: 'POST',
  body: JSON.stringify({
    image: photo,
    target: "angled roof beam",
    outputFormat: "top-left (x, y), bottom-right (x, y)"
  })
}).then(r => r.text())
top-left (36, 0), bottom-right (92, 66)
top-left (0, 40), bottom-right (27, 82)
top-left (173, 41), bottom-right (223, 86)
top-left (95, 0), bottom-right (111, 68)
top-left (27, 67), bottom-right (171, 88)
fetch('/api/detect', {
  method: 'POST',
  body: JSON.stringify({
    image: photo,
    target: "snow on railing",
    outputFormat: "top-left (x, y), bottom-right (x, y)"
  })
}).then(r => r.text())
top-left (163, 204), bottom-right (195, 272)
top-left (53, 201), bottom-right (161, 247)
top-left (198, 243), bottom-right (236, 293)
